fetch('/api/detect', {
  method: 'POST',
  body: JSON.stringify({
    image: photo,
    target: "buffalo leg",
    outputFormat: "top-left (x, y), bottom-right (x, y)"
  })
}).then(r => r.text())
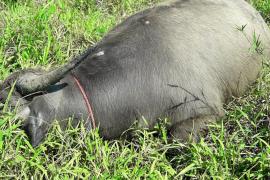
top-left (170, 115), bottom-right (216, 142)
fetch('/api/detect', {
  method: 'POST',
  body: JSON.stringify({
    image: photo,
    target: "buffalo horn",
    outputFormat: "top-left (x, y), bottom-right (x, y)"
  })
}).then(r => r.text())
top-left (15, 49), bottom-right (95, 95)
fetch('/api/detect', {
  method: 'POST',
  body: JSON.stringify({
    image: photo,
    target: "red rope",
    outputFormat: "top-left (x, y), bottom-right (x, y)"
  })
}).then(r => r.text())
top-left (72, 75), bottom-right (96, 129)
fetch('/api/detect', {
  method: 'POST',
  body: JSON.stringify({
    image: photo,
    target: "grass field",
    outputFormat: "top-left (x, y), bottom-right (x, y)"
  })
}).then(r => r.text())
top-left (0, 0), bottom-right (270, 179)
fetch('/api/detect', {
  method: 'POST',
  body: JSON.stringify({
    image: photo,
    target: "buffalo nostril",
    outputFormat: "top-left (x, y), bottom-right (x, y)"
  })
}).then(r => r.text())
top-left (21, 121), bottom-right (34, 143)
top-left (21, 124), bottom-right (38, 147)
top-left (21, 123), bottom-right (30, 138)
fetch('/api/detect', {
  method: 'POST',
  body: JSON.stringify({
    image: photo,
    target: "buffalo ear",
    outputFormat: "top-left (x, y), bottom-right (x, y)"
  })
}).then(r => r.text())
top-left (22, 110), bottom-right (50, 147)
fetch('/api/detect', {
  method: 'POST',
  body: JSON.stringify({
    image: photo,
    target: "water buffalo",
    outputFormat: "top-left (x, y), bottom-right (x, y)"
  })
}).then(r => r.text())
top-left (1, 0), bottom-right (270, 147)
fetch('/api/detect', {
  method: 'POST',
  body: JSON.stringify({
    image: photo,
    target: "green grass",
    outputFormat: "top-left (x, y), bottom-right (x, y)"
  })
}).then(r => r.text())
top-left (1, 0), bottom-right (270, 179)
top-left (251, 0), bottom-right (270, 22)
